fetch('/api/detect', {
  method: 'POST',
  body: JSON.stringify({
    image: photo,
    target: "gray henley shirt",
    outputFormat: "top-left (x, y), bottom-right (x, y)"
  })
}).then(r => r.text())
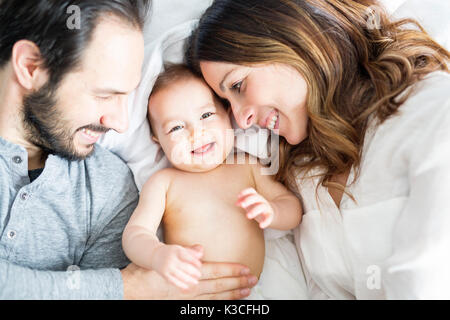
top-left (0, 136), bottom-right (139, 299)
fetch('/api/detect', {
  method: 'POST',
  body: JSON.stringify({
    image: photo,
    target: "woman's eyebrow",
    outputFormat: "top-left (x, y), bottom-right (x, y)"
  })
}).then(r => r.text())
top-left (219, 69), bottom-right (236, 92)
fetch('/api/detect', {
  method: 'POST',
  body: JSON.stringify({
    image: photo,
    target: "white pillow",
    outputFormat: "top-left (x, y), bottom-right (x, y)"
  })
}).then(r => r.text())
top-left (393, 0), bottom-right (450, 51)
top-left (379, 0), bottom-right (407, 13)
top-left (98, 0), bottom-right (450, 191)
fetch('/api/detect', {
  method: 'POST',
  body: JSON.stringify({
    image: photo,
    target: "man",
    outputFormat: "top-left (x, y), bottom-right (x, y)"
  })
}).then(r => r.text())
top-left (0, 0), bottom-right (255, 299)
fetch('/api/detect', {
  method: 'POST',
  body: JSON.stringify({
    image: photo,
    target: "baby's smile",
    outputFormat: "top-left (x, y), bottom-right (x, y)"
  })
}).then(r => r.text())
top-left (191, 142), bottom-right (216, 155)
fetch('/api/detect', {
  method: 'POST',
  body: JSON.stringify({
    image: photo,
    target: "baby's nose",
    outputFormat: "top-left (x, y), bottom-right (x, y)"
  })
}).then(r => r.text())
top-left (189, 126), bottom-right (207, 141)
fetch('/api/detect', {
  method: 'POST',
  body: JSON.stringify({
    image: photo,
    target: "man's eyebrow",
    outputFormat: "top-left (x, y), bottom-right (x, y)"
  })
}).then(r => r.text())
top-left (94, 87), bottom-right (129, 95)
top-left (219, 68), bottom-right (236, 92)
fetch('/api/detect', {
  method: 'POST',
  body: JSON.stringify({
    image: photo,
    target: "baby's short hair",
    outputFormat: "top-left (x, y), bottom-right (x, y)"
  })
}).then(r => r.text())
top-left (152, 63), bottom-right (202, 96)
top-left (148, 64), bottom-right (203, 138)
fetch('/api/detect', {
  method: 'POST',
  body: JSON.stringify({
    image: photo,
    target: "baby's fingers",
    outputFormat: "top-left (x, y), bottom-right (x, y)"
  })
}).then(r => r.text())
top-left (237, 187), bottom-right (257, 199)
top-left (246, 203), bottom-right (269, 219)
top-left (169, 268), bottom-right (200, 289)
top-left (179, 260), bottom-right (202, 279)
top-left (236, 188), bottom-right (258, 205)
top-left (259, 214), bottom-right (273, 229)
top-left (167, 273), bottom-right (192, 290)
top-left (179, 249), bottom-right (203, 269)
top-left (236, 193), bottom-right (264, 209)
top-left (246, 204), bottom-right (273, 229)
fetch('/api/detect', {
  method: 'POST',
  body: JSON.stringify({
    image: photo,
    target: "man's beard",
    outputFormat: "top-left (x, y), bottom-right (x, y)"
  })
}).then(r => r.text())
top-left (21, 82), bottom-right (108, 161)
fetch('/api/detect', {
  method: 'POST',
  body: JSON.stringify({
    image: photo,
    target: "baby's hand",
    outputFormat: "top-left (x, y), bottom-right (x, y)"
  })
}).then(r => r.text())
top-left (152, 244), bottom-right (203, 290)
top-left (236, 187), bottom-right (274, 229)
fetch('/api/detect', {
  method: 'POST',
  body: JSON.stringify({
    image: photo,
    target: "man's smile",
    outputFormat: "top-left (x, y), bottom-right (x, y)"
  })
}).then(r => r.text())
top-left (79, 128), bottom-right (103, 144)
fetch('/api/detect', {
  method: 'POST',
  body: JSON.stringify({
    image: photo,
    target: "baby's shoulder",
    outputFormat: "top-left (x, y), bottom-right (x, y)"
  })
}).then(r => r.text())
top-left (141, 167), bottom-right (177, 193)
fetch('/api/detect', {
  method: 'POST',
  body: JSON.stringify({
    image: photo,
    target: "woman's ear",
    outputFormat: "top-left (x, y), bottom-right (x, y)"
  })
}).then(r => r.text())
top-left (11, 40), bottom-right (48, 90)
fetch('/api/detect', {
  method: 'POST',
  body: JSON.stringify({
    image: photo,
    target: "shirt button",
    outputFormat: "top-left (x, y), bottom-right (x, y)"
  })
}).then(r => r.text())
top-left (7, 230), bottom-right (17, 240)
top-left (12, 156), bottom-right (23, 164)
top-left (20, 193), bottom-right (29, 201)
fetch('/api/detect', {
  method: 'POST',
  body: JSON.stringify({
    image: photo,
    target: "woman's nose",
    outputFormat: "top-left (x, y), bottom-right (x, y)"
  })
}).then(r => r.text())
top-left (234, 106), bottom-right (256, 130)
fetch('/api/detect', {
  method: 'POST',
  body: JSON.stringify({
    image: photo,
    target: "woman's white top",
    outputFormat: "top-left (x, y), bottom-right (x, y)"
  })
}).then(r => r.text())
top-left (294, 71), bottom-right (450, 299)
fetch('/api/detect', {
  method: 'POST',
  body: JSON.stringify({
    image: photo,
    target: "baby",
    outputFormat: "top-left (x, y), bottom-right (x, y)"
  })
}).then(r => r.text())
top-left (122, 65), bottom-right (304, 298)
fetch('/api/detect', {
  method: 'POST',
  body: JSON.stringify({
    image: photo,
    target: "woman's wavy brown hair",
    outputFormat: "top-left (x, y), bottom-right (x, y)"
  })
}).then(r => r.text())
top-left (186, 0), bottom-right (450, 195)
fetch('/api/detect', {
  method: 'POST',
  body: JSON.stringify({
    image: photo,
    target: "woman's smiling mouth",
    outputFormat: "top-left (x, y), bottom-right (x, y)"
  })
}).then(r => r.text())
top-left (263, 110), bottom-right (280, 131)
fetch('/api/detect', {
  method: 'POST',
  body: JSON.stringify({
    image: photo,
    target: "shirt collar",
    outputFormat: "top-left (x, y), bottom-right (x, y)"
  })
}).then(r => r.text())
top-left (0, 134), bottom-right (68, 171)
top-left (0, 135), bottom-right (28, 156)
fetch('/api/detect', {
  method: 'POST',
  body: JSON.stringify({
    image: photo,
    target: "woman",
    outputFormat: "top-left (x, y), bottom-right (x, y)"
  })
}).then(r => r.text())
top-left (186, 0), bottom-right (450, 299)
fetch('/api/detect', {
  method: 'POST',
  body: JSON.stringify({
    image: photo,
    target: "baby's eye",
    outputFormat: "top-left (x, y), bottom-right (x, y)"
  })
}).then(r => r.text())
top-left (168, 125), bottom-right (183, 134)
top-left (201, 112), bottom-right (215, 119)
top-left (231, 80), bottom-right (243, 93)
top-left (97, 95), bottom-right (114, 101)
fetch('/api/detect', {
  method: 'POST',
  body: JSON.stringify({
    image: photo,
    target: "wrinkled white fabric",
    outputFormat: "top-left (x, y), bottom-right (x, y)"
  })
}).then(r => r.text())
top-left (295, 72), bottom-right (450, 299)
top-left (246, 230), bottom-right (308, 300)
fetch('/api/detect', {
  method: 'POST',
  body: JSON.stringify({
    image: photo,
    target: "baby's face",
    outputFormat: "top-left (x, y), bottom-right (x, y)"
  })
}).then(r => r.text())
top-left (149, 77), bottom-right (235, 173)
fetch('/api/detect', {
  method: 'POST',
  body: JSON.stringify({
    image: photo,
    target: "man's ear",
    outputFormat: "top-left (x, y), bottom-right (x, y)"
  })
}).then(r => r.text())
top-left (11, 40), bottom-right (49, 90)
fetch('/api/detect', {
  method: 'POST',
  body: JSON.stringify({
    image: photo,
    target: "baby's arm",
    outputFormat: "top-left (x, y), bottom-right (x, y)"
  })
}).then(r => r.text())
top-left (122, 169), bottom-right (202, 290)
top-left (236, 158), bottom-right (302, 230)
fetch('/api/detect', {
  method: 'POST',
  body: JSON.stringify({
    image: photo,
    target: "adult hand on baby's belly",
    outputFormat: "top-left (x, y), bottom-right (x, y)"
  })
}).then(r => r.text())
top-left (121, 259), bottom-right (258, 300)
top-left (151, 244), bottom-right (203, 290)
top-left (164, 208), bottom-right (266, 278)
top-left (169, 261), bottom-right (259, 300)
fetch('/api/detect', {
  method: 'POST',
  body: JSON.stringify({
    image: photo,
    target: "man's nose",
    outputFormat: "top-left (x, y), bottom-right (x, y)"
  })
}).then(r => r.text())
top-left (100, 96), bottom-right (129, 134)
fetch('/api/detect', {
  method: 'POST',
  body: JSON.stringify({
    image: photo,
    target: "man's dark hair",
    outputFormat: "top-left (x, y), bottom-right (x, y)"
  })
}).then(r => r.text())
top-left (0, 0), bottom-right (151, 87)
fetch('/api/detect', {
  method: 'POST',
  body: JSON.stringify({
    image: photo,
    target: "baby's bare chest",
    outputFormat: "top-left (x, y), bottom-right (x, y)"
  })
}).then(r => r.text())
top-left (161, 164), bottom-right (265, 276)
top-left (163, 165), bottom-right (256, 235)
